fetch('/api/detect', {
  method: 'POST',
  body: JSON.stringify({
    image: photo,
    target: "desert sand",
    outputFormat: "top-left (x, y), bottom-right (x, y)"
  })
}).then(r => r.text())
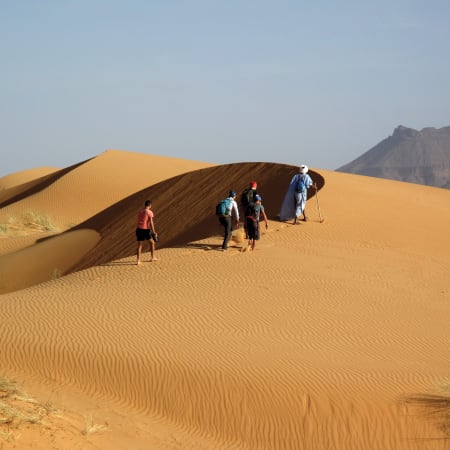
top-left (0, 150), bottom-right (449, 449)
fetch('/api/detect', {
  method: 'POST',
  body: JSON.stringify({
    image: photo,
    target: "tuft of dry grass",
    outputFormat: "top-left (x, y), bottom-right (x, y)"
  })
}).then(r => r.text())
top-left (403, 385), bottom-right (450, 439)
top-left (0, 375), bottom-right (55, 442)
top-left (52, 268), bottom-right (63, 279)
top-left (81, 414), bottom-right (108, 435)
top-left (0, 211), bottom-right (58, 237)
top-left (22, 210), bottom-right (57, 232)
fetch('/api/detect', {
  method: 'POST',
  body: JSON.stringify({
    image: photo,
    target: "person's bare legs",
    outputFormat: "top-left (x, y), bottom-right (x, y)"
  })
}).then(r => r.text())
top-left (247, 221), bottom-right (256, 251)
top-left (137, 242), bottom-right (143, 265)
top-left (149, 239), bottom-right (159, 261)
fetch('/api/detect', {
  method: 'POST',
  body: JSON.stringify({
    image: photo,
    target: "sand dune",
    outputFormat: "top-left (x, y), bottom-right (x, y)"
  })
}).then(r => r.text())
top-left (0, 166), bottom-right (62, 205)
top-left (0, 158), bottom-right (324, 293)
top-left (71, 161), bottom-right (324, 272)
top-left (0, 150), bottom-right (213, 290)
top-left (0, 153), bottom-right (449, 449)
top-left (0, 166), bottom-right (60, 191)
top-left (0, 149), bottom-right (213, 230)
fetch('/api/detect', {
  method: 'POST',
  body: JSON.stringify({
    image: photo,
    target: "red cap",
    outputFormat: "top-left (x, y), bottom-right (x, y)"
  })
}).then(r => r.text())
top-left (250, 181), bottom-right (257, 188)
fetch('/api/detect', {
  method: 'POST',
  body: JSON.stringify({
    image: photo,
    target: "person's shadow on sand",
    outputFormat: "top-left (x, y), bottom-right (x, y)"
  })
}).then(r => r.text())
top-left (179, 243), bottom-right (223, 251)
top-left (100, 261), bottom-right (136, 266)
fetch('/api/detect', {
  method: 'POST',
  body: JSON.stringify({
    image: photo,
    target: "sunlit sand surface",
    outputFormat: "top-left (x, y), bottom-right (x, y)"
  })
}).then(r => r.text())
top-left (0, 151), bottom-right (449, 449)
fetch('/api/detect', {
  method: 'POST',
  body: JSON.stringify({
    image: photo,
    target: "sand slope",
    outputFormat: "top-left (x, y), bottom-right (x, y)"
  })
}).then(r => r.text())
top-left (0, 151), bottom-right (214, 292)
top-left (0, 166), bottom-right (60, 193)
top-left (0, 155), bottom-right (449, 449)
top-left (0, 159), bottom-right (324, 293)
top-left (0, 150), bottom-right (213, 230)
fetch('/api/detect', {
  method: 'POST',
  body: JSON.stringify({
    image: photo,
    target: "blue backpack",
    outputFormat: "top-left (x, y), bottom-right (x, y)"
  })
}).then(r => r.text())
top-left (216, 198), bottom-right (231, 216)
top-left (295, 175), bottom-right (308, 192)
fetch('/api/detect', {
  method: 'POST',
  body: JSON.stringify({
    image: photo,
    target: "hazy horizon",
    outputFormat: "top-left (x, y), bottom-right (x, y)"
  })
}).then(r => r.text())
top-left (1, 0), bottom-right (450, 178)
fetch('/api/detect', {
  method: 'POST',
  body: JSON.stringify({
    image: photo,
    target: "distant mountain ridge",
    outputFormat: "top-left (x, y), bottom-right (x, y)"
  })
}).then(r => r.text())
top-left (336, 125), bottom-right (450, 189)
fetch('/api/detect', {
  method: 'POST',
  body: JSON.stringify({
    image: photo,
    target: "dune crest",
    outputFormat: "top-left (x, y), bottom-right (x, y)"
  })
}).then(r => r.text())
top-left (0, 150), bottom-right (213, 230)
top-left (0, 167), bottom-right (60, 190)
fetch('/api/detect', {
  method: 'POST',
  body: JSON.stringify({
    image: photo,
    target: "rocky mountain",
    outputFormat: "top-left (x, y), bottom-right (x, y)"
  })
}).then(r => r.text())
top-left (336, 125), bottom-right (450, 189)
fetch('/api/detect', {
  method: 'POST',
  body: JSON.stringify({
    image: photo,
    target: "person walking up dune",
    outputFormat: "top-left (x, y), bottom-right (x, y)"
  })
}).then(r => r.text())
top-left (293, 165), bottom-right (314, 223)
top-left (216, 190), bottom-right (240, 251)
top-left (240, 181), bottom-right (259, 238)
top-left (245, 194), bottom-right (268, 251)
top-left (279, 165), bottom-right (315, 223)
top-left (136, 200), bottom-right (159, 264)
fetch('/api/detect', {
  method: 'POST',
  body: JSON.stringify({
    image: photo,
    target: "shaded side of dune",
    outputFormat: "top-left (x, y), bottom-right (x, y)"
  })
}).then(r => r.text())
top-left (70, 162), bottom-right (324, 272)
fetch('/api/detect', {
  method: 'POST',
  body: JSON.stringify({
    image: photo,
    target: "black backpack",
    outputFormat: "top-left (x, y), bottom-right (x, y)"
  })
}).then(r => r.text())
top-left (245, 203), bottom-right (258, 221)
top-left (241, 188), bottom-right (256, 208)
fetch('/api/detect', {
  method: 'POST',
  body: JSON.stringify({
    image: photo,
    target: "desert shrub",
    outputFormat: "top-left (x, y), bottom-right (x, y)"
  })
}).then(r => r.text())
top-left (404, 385), bottom-right (450, 438)
top-left (0, 211), bottom-right (59, 235)
top-left (22, 211), bottom-right (57, 231)
top-left (0, 376), bottom-right (45, 432)
top-left (81, 415), bottom-right (108, 435)
top-left (52, 268), bottom-right (63, 279)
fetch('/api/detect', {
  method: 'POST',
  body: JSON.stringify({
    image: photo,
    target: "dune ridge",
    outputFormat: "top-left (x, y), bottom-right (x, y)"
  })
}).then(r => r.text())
top-left (0, 153), bottom-right (449, 449)
top-left (0, 161), bottom-right (324, 293)
top-left (0, 163), bottom-right (82, 207)
top-left (0, 166), bottom-right (60, 192)
top-left (71, 162), bottom-right (324, 272)
top-left (0, 150), bottom-right (214, 230)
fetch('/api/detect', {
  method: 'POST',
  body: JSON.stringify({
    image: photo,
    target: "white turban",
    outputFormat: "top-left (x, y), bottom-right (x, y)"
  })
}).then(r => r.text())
top-left (299, 165), bottom-right (308, 174)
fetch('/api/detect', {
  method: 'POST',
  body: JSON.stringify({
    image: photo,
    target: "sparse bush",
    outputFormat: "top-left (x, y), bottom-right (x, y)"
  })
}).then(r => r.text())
top-left (22, 210), bottom-right (57, 231)
top-left (81, 414), bottom-right (108, 435)
top-left (404, 385), bottom-right (450, 438)
top-left (0, 375), bottom-right (49, 436)
top-left (7, 215), bottom-right (18, 225)
top-left (0, 211), bottom-right (58, 236)
top-left (52, 268), bottom-right (63, 279)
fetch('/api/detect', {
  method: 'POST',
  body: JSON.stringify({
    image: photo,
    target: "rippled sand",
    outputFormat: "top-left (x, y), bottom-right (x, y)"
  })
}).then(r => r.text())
top-left (0, 151), bottom-right (449, 449)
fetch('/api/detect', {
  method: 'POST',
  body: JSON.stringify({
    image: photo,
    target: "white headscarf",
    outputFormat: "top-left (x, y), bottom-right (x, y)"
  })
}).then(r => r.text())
top-left (299, 164), bottom-right (308, 174)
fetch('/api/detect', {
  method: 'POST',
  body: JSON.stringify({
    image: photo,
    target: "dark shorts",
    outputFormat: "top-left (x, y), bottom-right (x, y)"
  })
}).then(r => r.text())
top-left (136, 228), bottom-right (151, 241)
top-left (246, 218), bottom-right (260, 240)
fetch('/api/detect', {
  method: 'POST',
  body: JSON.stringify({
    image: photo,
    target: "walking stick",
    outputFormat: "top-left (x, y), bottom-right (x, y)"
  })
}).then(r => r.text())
top-left (314, 183), bottom-right (324, 223)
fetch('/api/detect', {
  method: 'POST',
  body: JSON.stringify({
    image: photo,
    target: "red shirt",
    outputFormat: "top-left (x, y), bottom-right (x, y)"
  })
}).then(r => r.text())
top-left (137, 208), bottom-right (154, 229)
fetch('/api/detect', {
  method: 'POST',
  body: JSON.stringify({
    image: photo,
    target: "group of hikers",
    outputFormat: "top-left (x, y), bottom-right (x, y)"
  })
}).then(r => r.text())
top-left (135, 164), bottom-right (316, 264)
top-left (215, 181), bottom-right (269, 252)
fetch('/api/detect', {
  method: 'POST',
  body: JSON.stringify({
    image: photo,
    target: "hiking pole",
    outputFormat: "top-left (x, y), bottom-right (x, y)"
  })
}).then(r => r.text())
top-left (314, 183), bottom-right (324, 223)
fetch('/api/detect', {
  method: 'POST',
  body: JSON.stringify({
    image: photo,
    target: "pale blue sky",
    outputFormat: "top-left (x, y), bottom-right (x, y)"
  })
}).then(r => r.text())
top-left (1, 0), bottom-right (449, 177)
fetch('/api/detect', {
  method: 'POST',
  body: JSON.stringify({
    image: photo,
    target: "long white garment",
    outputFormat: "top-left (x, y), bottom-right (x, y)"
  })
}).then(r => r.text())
top-left (294, 191), bottom-right (308, 218)
top-left (279, 173), bottom-right (312, 221)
